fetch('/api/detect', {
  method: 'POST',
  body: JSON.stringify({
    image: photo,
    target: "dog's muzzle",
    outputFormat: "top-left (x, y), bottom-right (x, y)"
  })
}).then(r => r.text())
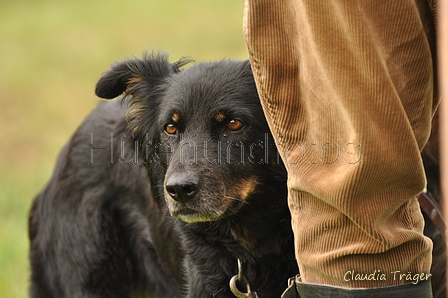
top-left (165, 174), bottom-right (200, 203)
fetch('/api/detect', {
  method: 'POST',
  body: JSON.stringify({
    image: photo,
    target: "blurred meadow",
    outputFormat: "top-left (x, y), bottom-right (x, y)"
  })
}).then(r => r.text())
top-left (0, 0), bottom-right (247, 297)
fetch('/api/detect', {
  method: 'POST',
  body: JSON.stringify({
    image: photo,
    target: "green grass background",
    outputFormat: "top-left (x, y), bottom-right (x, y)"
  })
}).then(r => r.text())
top-left (0, 1), bottom-right (247, 296)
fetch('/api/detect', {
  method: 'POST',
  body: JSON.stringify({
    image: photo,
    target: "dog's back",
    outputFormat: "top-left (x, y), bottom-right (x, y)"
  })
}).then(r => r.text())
top-left (29, 99), bottom-right (183, 297)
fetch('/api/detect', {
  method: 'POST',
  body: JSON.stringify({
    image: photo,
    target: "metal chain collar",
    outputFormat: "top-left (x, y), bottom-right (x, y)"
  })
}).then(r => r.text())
top-left (229, 259), bottom-right (259, 298)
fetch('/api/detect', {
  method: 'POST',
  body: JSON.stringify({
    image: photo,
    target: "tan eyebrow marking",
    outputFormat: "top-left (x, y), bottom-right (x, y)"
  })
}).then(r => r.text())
top-left (172, 113), bottom-right (180, 122)
top-left (214, 112), bottom-right (225, 122)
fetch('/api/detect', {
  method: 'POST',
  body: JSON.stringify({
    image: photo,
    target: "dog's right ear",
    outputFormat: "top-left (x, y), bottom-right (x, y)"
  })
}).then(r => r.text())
top-left (95, 53), bottom-right (191, 99)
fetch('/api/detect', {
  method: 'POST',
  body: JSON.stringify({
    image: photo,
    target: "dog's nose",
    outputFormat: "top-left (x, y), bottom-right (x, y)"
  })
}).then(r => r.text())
top-left (165, 175), bottom-right (199, 203)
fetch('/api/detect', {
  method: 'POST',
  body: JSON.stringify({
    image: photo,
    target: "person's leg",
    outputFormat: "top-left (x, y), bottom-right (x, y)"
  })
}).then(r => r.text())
top-left (244, 0), bottom-right (437, 289)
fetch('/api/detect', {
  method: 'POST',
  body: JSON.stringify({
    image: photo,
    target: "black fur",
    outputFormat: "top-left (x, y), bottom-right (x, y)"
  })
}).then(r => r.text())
top-left (29, 53), bottom-right (296, 298)
top-left (29, 52), bottom-right (444, 298)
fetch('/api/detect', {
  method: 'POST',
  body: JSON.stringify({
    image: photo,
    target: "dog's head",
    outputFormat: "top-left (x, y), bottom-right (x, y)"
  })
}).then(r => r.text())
top-left (96, 52), bottom-right (286, 223)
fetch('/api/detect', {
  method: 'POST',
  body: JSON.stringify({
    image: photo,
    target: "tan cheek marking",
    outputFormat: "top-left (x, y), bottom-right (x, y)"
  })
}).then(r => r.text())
top-left (172, 113), bottom-right (180, 122)
top-left (214, 112), bottom-right (225, 122)
top-left (239, 178), bottom-right (258, 200)
top-left (228, 177), bottom-right (259, 201)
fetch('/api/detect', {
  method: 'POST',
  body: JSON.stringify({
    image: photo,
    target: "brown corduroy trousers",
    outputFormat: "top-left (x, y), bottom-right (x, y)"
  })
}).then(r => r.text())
top-left (244, 0), bottom-right (439, 288)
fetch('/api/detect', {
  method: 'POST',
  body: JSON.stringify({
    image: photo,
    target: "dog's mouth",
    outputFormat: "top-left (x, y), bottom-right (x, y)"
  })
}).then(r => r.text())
top-left (172, 207), bottom-right (224, 223)
top-left (168, 196), bottom-right (246, 223)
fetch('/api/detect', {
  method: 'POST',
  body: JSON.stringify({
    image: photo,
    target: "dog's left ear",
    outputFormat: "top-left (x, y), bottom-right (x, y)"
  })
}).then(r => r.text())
top-left (95, 52), bottom-right (191, 99)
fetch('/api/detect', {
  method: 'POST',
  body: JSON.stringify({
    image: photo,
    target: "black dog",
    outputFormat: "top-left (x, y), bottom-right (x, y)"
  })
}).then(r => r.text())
top-left (29, 53), bottom-right (297, 298)
top-left (29, 52), bottom-right (445, 298)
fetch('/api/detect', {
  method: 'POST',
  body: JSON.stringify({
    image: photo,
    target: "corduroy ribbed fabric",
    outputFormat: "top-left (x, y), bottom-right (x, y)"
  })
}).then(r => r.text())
top-left (244, 0), bottom-right (438, 288)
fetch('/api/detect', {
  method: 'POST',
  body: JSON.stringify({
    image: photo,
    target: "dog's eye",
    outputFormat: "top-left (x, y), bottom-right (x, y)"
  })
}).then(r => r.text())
top-left (227, 119), bottom-right (244, 131)
top-left (165, 124), bottom-right (177, 135)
